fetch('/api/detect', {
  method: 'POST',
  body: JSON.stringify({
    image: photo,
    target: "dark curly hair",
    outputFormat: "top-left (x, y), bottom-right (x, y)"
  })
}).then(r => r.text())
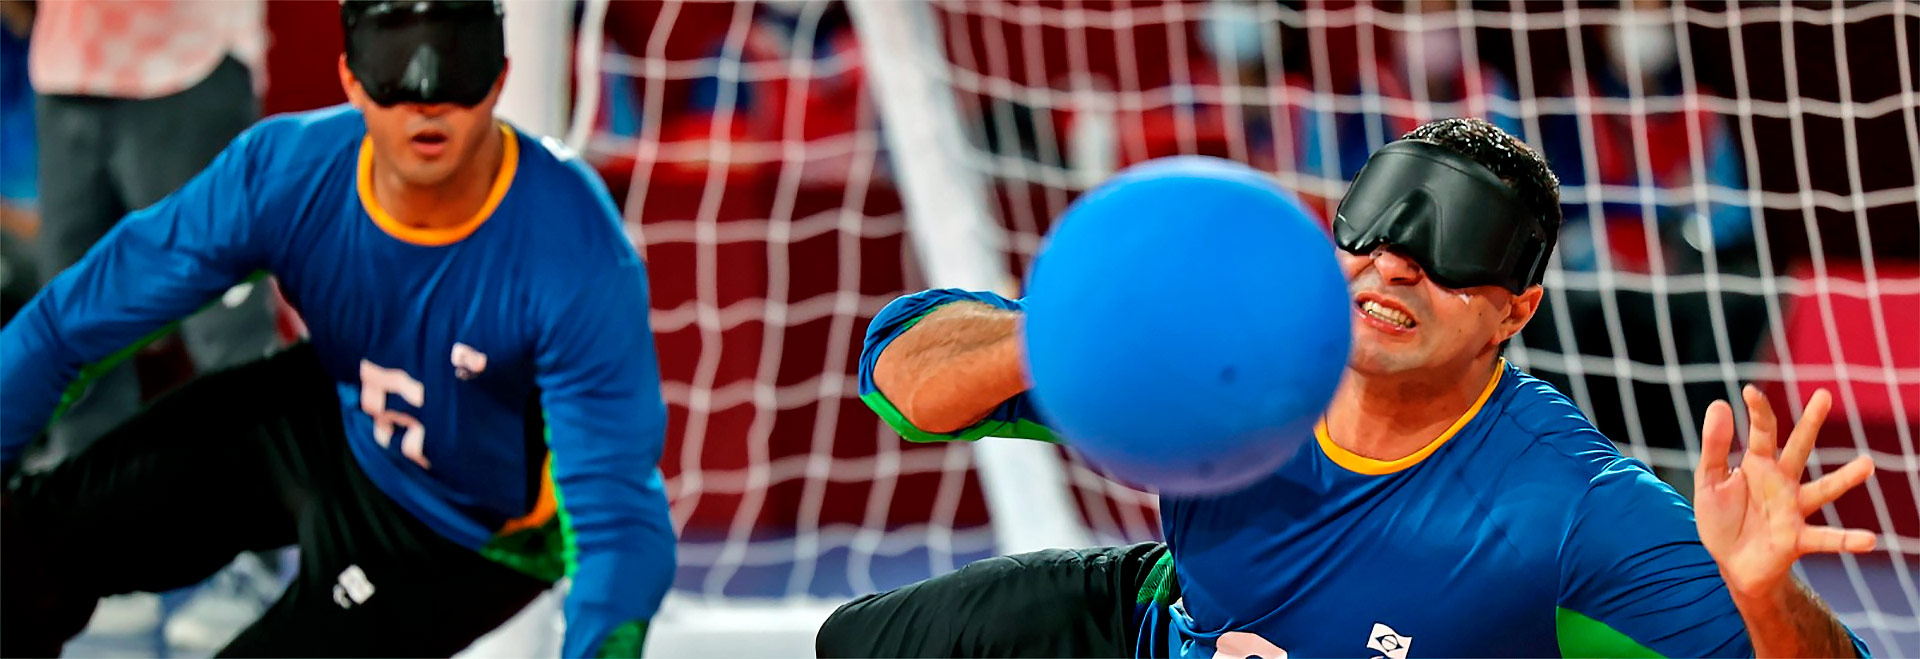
top-left (1400, 118), bottom-right (1563, 276)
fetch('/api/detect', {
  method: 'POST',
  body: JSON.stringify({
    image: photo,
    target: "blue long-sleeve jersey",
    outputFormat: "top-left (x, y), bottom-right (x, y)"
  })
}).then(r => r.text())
top-left (0, 105), bottom-right (673, 658)
top-left (858, 289), bottom-right (1871, 658)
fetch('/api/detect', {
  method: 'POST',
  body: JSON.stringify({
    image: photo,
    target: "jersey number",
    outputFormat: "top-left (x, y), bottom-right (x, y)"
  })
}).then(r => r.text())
top-left (359, 360), bottom-right (430, 469)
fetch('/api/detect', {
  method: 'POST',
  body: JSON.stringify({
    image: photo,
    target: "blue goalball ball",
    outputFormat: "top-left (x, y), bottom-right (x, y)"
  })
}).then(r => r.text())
top-left (1022, 156), bottom-right (1352, 497)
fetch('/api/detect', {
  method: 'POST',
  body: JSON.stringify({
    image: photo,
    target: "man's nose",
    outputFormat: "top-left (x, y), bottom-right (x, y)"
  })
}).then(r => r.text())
top-left (403, 102), bottom-right (456, 118)
top-left (1370, 246), bottom-right (1426, 285)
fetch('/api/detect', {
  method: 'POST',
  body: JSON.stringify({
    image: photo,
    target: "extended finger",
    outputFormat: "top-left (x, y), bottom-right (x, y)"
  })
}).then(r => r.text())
top-left (1698, 399), bottom-right (1736, 487)
top-left (1743, 385), bottom-right (1779, 461)
top-left (1779, 389), bottom-right (1832, 479)
top-left (1800, 455), bottom-right (1876, 516)
top-left (1797, 526), bottom-right (1878, 555)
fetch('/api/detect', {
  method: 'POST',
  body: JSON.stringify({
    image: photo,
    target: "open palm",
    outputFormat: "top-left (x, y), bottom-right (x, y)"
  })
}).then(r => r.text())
top-left (1694, 386), bottom-right (1877, 598)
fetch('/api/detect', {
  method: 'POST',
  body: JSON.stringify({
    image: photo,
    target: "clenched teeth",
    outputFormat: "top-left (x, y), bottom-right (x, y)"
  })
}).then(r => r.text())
top-left (1362, 300), bottom-right (1415, 329)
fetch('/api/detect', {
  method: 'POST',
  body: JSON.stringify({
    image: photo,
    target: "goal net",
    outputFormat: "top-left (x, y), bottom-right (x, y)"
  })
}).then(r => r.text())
top-left (557, 0), bottom-right (1917, 654)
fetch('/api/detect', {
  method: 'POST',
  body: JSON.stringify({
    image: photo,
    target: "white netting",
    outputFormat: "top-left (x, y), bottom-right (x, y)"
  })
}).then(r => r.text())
top-left (577, 0), bottom-right (1918, 653)
top-left (578, 1), bottom-right (998, 606)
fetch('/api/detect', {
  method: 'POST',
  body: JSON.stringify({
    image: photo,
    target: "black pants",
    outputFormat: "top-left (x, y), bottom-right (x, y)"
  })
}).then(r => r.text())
top-left (1, 344), bottom-right (550, 658)
top-left (816, 542), bottom-right (1175, 659)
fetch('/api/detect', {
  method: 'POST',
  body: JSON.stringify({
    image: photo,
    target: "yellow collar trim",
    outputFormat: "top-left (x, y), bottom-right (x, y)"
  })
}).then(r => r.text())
top-left (1317, 359), bottom-right (1507, 476)
top-left (357, 122), bottom-right (518, 246)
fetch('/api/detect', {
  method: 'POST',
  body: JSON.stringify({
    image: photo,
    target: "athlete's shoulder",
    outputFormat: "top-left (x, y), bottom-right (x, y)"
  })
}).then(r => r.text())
top-left (247, 104), bottom-right (366, 153)
top-left (1495, 364), bottom-right (1603, 438)
top-left (1444, 364), bottom-right (1672, 553)
top-left (499, 124), bottom-right (643, 293)
top-left (185, 104), bottom-right (361, 218)
top-left (1477, 362), bottom-right (1655, 491)
top-left (239, 104), bottom-right (365, 178)
top-left (506, 125), bottom-right (625, 238)
top-left (508, 125), bottom-right (619, 212)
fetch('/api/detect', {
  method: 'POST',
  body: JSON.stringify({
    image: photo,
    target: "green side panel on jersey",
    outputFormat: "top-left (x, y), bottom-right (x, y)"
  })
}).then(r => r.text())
top-left (893, 305), bottom-right (937, 334)
top-left (535, 471), bottom-right (591, 649)
top-left (1136, 551), bottom-right (1178, 606)
top-left (551, 458), bottom-right (582, 579)
top-left (595, 620), bottom-right (648, 658)
top-left (1556, 607), bottom-right (1666, 659)
top-left (477, 513), bottom-right (568, 582)
top-left (478, 425), bottom-right (570, 582)
top-left (45, 271), bottom-right (272, 430)
top-left (48, 320), bottom-right (185, 428)
top-left (477, 429), bottom-right (646, 659)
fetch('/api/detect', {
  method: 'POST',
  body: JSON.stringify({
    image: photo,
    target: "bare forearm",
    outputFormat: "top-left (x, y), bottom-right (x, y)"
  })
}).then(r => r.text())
top-left (1734, 575), bottom-right (1857, 658)
top-left (872, 302), bottom-right (1028, 433)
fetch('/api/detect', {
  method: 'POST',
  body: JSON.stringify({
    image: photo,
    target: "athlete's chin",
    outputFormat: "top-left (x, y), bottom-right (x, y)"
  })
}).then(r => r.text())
top-left (394, 161), bottom-right (461, 188)
top-left (1346, 345), bottom-right (1428, 377)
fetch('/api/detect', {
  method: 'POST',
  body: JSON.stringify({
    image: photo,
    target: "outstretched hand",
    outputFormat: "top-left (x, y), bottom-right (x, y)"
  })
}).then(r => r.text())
top-left (1695, 386), bottom-right (1877, 599)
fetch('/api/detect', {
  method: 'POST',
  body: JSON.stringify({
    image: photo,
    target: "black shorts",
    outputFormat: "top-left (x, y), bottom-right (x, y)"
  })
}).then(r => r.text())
top-left (1, 344), bottom-right (551, 658)
top-left (816, 541), bottom-right (1179, 659)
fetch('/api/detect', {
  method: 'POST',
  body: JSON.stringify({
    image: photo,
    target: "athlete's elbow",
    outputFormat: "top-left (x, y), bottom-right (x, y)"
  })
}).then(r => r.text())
top-left (873, 358), bottom-right (967, 434)
top-left (875, 377), bottom-right (957, 434)
top-left (898, 393), bottom-right (980, 434)
top-left (869, 347), bottom-right (923, 425)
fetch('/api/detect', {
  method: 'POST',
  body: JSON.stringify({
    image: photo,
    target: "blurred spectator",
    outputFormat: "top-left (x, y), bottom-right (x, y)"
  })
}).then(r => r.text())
top-left (1541, 0), bottom-right (1753, 274)
top-left (1299, 0), bottom-right (1521, 184)
top-left (594, 1), bottom-right (759, 188)
top-left (1, 1), bottom-right (37, 324)
top-left (593, 1), bottom-right (867, 193)
top-left (1521, 0), bottom-right (1764, 483)
top-left (26, 0), bottom-right (280, 466)
top-left (1191, 0), bottom-right (1314, 174)
top-left (25, 0), bottom-right (284, 649)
